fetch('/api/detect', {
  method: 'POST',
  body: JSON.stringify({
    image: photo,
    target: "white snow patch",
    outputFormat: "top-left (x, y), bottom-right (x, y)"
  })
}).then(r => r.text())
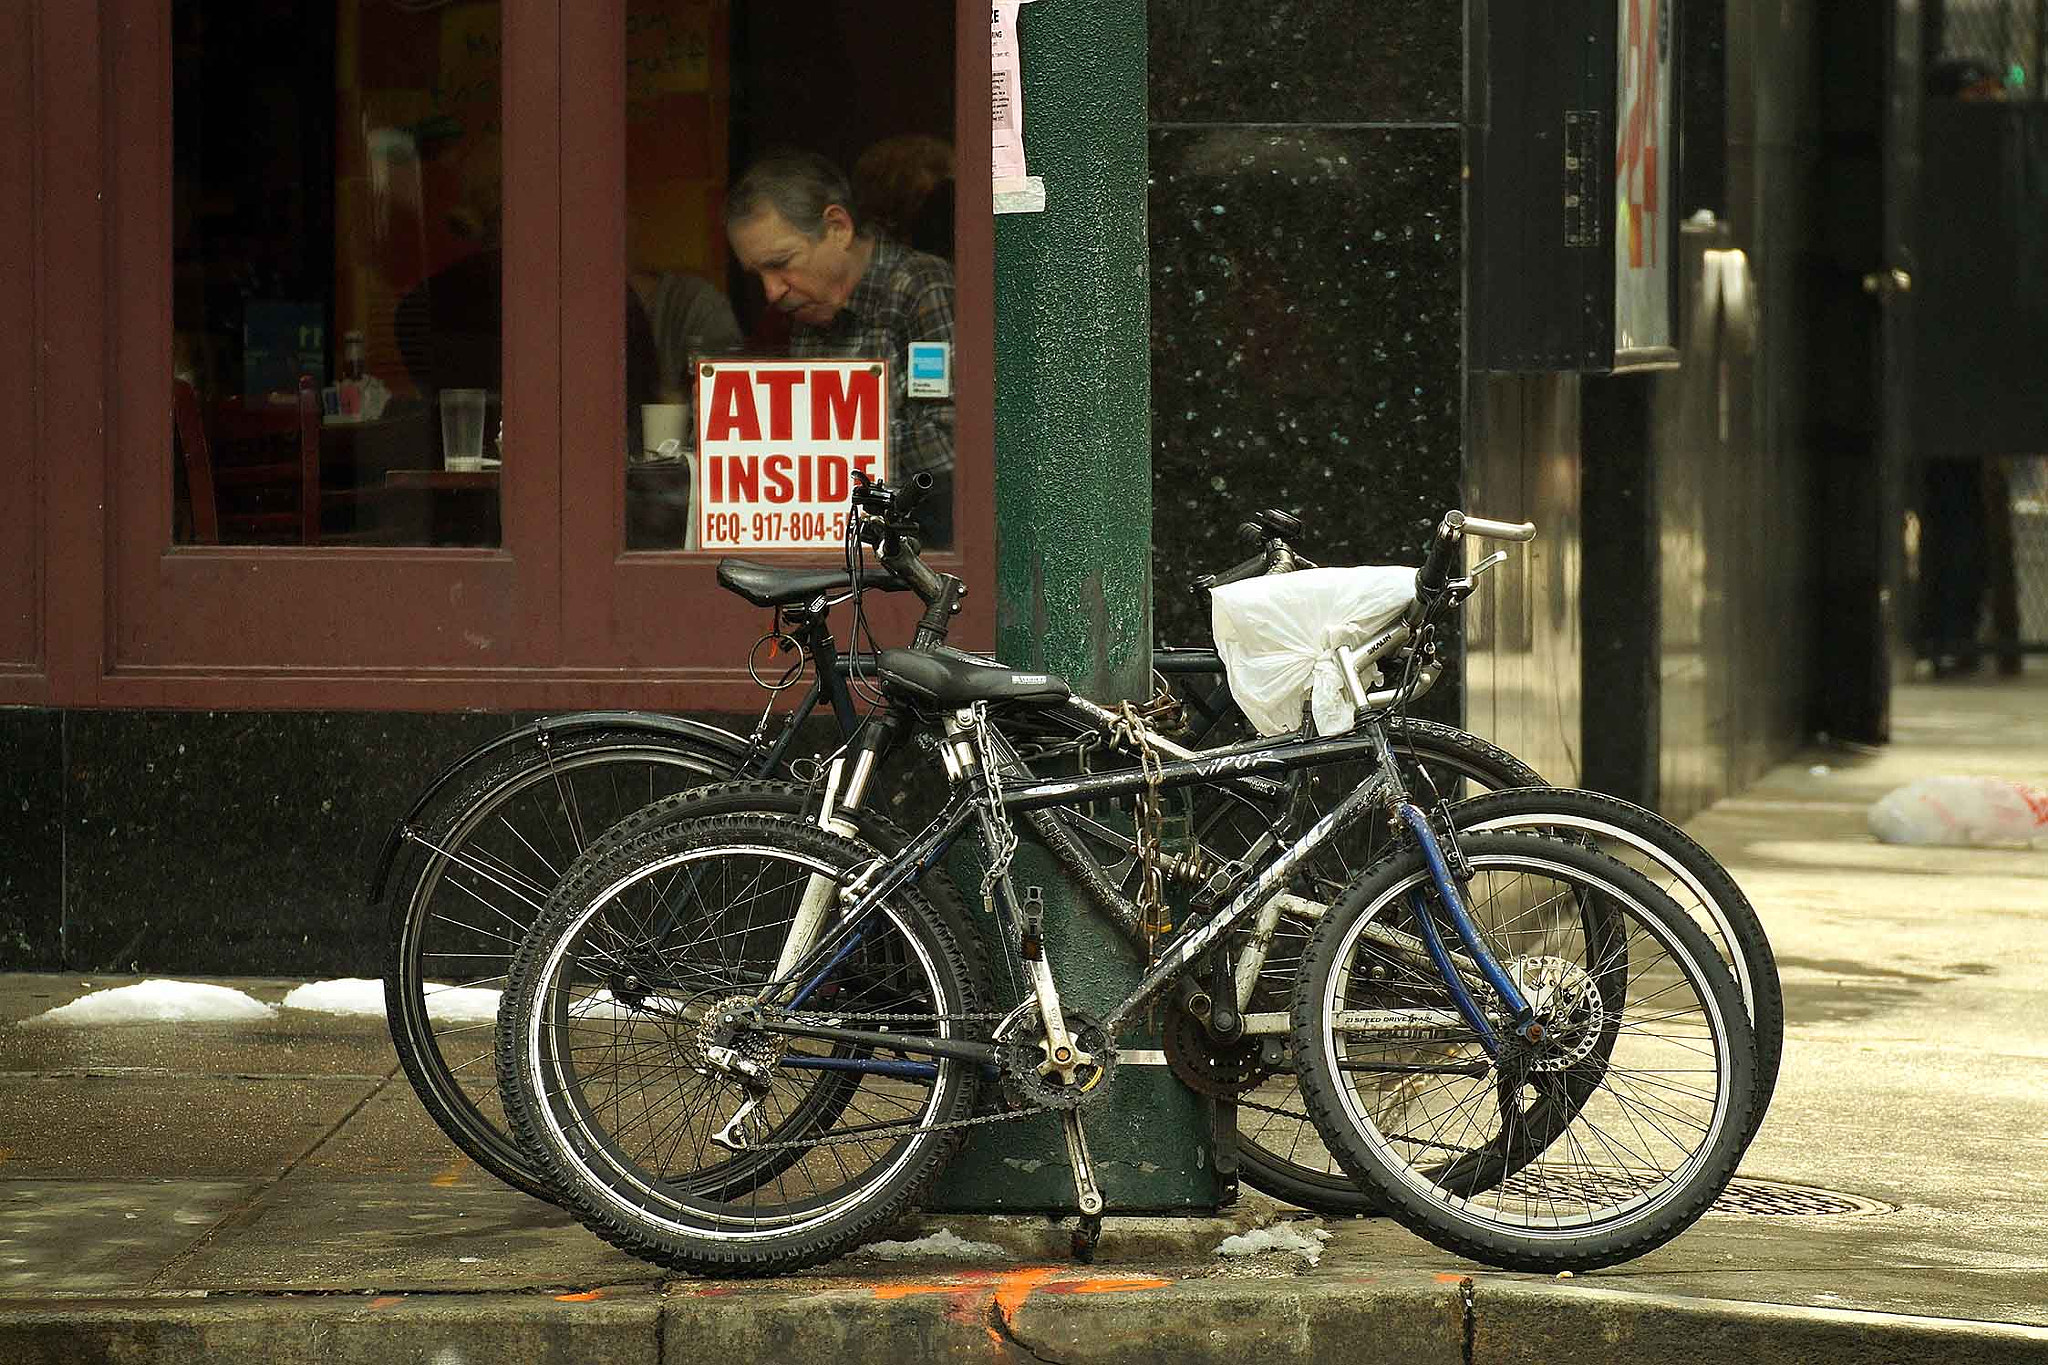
top-left (22, 980), bottom-right (276, 1027)
top-left (1214, 1222), bottom-right (1332, 1266)
top-left (423, 985), bottom-right (505, 1025)
top-left (852, 1228), bottom-right (1008, 1261)
top-left (280, 978), bottom-right (387, 1017)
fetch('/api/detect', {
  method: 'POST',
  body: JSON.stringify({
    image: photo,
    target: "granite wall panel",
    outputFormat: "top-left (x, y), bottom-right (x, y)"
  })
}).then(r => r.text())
top-left (60, 711), bottom-right (521, 975)
top-left (0, 710), bottom-right (64, 969)
top-left (1149, 0), bottom-right (1460, 125)
top-left (1149, 126), bottom-right (1463, 648)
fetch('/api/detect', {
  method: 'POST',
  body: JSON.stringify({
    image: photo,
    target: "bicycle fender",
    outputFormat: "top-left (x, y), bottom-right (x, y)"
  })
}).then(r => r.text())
top-left (365, 710), bottom-right (753, 904)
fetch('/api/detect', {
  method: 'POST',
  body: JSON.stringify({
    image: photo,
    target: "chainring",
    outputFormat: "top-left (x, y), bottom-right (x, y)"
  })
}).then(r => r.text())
top-left (1000, 1009), bottom-right (1116, 1112)
top-left (1161, 1001), bottom-right (1271, 1098)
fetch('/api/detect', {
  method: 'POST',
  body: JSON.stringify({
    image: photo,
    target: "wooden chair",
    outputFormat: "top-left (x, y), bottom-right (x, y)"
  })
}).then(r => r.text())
top-left (173, 374), bottom-right (320, 544)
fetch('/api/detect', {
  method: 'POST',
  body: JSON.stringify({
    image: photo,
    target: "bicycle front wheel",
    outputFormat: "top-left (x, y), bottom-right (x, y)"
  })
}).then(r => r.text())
top-left (497, 814), bottom-right (986, 1276)
top-left (1292, 833), bottom-right (1755, 1272)
top-left (1200, 718), bottom-right (1544, 1213)
top-left (1452, 786), bottom-right (1782, 1145)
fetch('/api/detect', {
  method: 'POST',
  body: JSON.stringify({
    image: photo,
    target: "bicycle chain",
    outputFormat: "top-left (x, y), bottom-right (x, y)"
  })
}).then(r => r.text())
top-left (719, 1007), bottom-right (1039, 1154)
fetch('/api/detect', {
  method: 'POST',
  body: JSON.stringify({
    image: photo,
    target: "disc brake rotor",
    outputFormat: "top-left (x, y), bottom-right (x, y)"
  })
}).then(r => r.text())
top-left (1161, 1001), bottom-right (1271, 1097)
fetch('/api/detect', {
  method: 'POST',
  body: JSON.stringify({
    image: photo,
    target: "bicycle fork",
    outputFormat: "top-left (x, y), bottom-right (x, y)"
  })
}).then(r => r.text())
top-left (768, 718), bottom-right (894, 983)
top-left (1364, 742), bottom-right (1536, 1059)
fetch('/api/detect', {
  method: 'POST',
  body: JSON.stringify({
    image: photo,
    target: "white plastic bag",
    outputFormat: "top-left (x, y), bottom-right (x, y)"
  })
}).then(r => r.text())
top-left (1867, 775), bottom-right (2048, 847)
top-left (1210, 566), bottom-right (1416, 736)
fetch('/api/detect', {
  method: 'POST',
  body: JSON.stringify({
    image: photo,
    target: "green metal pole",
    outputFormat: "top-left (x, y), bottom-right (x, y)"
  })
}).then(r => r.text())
top-left (927, 0), bottom-right (1222, 1213)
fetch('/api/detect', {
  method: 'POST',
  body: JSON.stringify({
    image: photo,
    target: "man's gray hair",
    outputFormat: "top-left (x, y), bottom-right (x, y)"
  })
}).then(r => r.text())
top-left (725, 150), bottom-right (861, 240)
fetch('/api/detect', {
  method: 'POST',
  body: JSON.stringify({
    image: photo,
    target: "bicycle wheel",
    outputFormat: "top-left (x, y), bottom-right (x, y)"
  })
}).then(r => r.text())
top-left (1190, 719), bottom-right (1545, 1213)
top-left (1452, 786), bottom-right (1782, 1145)
top-left (382, 728), bottom-right (744, 1203)
top-left (570, 777), bottom-right (989, 998)
top-left (1293, 832), bottom-right (1756, 1271)
top-left (497, 814), bottom-right (986, 1275)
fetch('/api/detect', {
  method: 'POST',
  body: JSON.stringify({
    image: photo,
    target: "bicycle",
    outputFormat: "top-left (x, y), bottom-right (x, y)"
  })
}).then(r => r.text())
top-left (372, 520), bottom-right (1544, 1207)
top-left (493, 478), bottom-right (1760, 1274)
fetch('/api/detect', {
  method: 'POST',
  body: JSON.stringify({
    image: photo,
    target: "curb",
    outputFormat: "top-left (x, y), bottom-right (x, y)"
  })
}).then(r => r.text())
top-left (0, 1288), bottom-right (663, 1365)
top-left (7, 1274), bottom-right (2047, 1364)
top-left (1470, 1280), bottom-right (2048, 1365)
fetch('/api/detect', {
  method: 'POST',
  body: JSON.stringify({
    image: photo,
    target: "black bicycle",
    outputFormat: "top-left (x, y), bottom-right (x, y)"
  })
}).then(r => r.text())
top-left (376, 496), bottom-right (1780, 1214)
top-left (492, 478), bottom-right (1761, 1275)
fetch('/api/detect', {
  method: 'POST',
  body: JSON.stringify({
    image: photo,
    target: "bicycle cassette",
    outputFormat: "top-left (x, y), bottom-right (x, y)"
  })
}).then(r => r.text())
top-left (1000, 1010), bottom-right (1116, 1112)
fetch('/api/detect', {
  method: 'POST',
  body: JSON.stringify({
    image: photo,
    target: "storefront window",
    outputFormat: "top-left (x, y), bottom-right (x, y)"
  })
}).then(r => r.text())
top-left (621, 1), bottom-right (957, 552)
top-left (171, 0), bottom-right (504, 548)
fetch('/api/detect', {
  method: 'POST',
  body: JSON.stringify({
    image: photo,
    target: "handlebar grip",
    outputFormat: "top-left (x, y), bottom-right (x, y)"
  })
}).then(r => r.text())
top-left (1458, 515), bottom-right (1537, 543)
top-left (1194, 551), bottom-right (1270, 594)
top-left (1415, 519), bottom-right (1460, 596)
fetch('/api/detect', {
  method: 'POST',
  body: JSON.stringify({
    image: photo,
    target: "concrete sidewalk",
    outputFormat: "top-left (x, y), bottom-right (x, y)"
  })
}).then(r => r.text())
top-left (4, 669), bottom-right (2047, 1362)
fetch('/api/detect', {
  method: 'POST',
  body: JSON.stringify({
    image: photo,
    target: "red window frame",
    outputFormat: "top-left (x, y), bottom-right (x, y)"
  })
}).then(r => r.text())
top-left (9, 0), bottom-right (991, 712)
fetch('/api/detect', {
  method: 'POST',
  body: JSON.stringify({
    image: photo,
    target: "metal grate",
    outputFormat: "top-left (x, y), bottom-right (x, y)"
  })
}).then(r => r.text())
top-left (1706, 1178), bottom-right (1891, 1218)
top-left (1936, 0), bottom-right (2047, 101)
top-left (1492, 1170), bottom-right (1889, 1217)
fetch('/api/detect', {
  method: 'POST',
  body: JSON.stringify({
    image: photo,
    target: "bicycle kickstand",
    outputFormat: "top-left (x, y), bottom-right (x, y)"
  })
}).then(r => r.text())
top-left (1062, 1108), bottom-right (1106, 1262)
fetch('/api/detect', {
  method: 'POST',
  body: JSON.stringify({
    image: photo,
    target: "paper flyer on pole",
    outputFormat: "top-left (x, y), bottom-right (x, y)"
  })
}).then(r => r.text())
top-left (992, 1), bottom-right (1045, 213)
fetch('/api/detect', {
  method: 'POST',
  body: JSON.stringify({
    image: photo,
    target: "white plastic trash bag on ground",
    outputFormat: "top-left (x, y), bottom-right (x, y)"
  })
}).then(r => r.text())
top-left (1867, 775), bottom-right (2048, 847)
top-left (1211, 566), bottom-right (1416, 736)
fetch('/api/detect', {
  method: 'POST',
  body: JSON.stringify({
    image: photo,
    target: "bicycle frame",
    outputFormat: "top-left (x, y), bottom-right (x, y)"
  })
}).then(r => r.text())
top-left (753, 702), bottom-right (1538, 1080)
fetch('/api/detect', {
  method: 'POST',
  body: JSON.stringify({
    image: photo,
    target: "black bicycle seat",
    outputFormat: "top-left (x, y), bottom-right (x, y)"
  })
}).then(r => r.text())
top-left (873, 648), bottom-right (1072, 709)
top-left (715, 559), bottom-right (909, 608)
top-left (1247, 508), bottom-right (1303, 540)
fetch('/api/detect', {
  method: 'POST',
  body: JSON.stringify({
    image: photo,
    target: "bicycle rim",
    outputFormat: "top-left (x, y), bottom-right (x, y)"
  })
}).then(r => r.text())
top-left (388, 736), bottom-right (738, 1197)
top-left (509, 835), bottom-right (974, 1249)
top-left (1301, 837), bottom-right (1751, 1266)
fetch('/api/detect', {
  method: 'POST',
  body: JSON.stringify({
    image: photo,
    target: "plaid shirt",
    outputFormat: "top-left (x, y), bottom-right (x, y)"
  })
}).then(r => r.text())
top-left (789, 238), bottom-right (955, 481)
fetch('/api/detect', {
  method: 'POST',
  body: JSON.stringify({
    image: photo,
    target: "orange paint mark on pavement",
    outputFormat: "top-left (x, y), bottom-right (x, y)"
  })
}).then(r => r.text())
top-left (368, 1296), bottom-right (405, 1309)
top-left (429, 1160), bottom-right (467, 1188)
top-left (992, 1267), bottom-right (1062, 1320)
top-left (554, 1290), bottom-right (604, 1302)
top-left (1435, 1273), bottom-right (1468, 1284)
top-left (1040, 1277), bottom-right (1172, 1295)
top-left (873, 1280), bottom-right (968, 1301)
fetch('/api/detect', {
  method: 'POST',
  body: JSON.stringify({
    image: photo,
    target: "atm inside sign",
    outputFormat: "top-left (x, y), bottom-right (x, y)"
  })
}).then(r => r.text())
top-left (695, 360), bottom-right (889, 551)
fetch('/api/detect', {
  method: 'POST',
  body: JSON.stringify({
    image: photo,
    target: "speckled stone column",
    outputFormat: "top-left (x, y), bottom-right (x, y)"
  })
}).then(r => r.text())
top-left (926, 0), bottom-right (1221, 1213)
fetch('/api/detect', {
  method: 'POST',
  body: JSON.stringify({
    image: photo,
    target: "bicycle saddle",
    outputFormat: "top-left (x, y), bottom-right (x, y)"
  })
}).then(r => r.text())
top-left (715, 559), bottom-right (909, 608)
top-left (873, 648), bottom-right (1073, 709)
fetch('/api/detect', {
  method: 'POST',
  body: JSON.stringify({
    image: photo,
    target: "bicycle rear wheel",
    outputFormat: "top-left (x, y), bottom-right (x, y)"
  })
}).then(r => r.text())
top-left (382, 728), bottom-right (741, 1202)
top-left (497, 814), bottom-right (986, 1275)
top-left (1453, 786), bottom-right (1782, 1144)
top-left (1293, 833), bottom-right (1755, 1271)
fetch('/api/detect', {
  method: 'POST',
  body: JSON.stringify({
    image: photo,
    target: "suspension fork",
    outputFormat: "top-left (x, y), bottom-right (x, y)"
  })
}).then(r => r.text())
top-left (768, 709), bottom-right (901, 983)
top-left (1380, 793), bottom-right (1538, 1056)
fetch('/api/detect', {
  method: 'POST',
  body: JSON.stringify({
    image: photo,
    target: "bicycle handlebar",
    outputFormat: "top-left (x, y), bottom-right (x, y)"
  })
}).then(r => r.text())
top-left (849, 471), bottom-right (963, 647)
top-left (1415, 510), bottom-right (1538, 597)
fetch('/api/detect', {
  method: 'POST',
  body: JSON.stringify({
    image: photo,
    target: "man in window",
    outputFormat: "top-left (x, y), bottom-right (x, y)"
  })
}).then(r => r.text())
top-left (725, 150), bottom-right (955, 546)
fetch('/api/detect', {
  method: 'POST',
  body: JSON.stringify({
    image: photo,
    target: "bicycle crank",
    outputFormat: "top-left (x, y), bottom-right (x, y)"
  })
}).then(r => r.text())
top-left (1061, 1108), bottom-right (1106, 1220)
